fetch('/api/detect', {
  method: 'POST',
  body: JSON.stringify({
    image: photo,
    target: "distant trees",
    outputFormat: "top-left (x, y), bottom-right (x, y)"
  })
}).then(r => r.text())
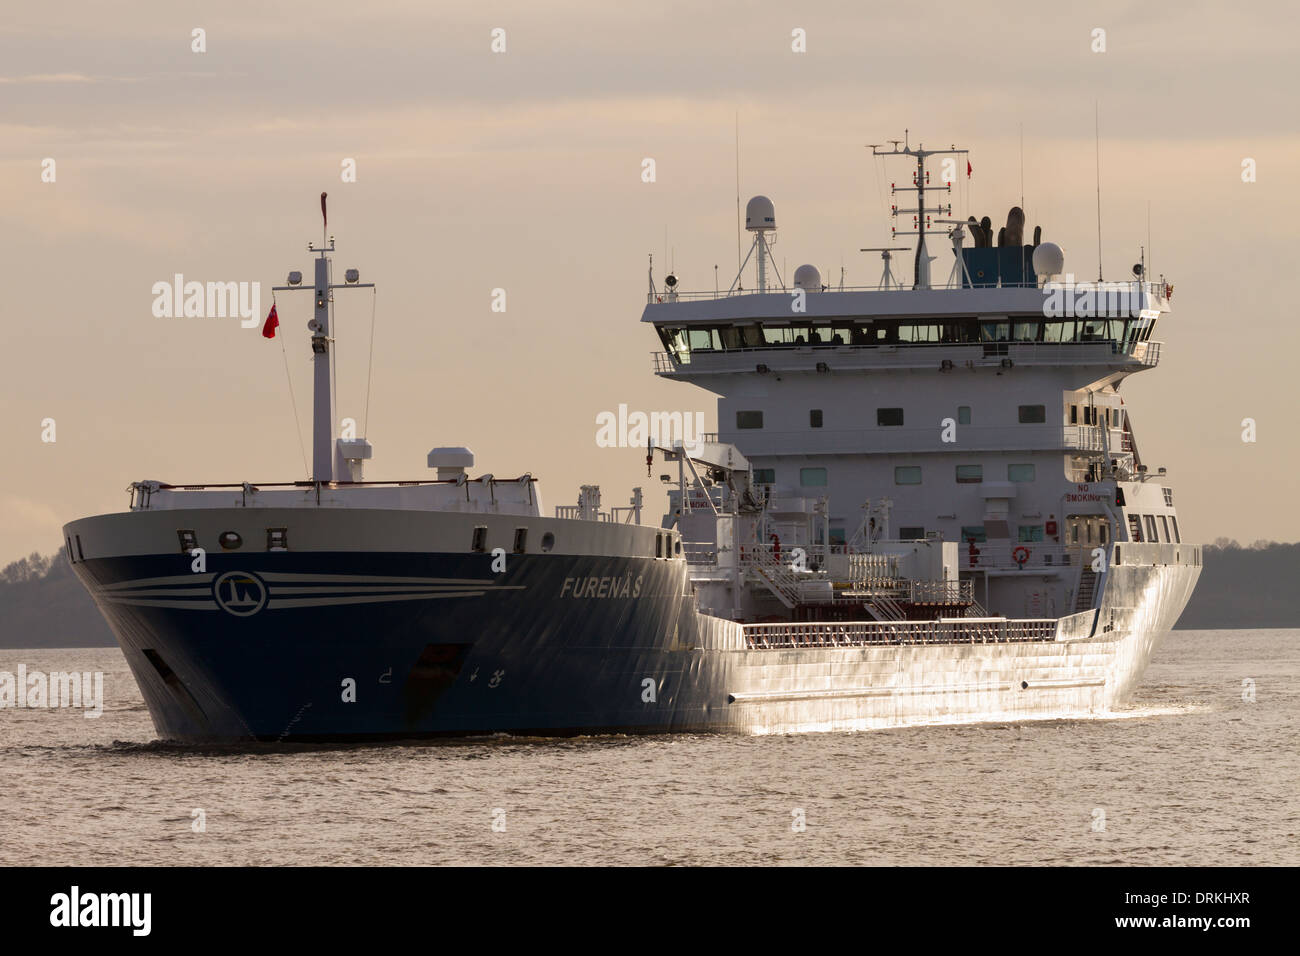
top-left (1207, 538), bottom-right (1279, 552)
top-left (0, 549), bottom-right (58, 585)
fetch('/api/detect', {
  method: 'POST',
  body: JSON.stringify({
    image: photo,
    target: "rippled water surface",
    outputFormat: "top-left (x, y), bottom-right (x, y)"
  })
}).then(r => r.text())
top-left (1, 629), bottom-right (1296, 865)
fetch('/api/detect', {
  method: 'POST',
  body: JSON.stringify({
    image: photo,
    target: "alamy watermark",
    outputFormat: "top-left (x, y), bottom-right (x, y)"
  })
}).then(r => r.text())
top-left (151, 274), bottom-right (261, 327)
top-left (0, 665), bottom-right (103, 718)
top-left (1041, 275), bottom-right (1160, 319)
top-left (595, 404), bottom-right (707, 450)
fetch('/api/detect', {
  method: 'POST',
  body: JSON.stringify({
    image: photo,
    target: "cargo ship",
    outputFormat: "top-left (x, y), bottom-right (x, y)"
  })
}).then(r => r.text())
top-left (64, 139), bottom-right (1200, 740)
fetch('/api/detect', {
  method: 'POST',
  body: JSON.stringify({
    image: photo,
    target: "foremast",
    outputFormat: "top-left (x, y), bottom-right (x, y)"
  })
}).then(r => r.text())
top-left (271, 193), bottom-right (375, 482)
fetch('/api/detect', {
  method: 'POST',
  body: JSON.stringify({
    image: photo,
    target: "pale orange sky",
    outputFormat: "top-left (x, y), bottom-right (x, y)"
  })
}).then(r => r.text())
top-left (2, 0), bottom-right (1297, 560)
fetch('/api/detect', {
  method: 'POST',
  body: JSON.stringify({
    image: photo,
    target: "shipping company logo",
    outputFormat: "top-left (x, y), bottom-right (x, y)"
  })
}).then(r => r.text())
top-left (212, 571), bottom-right (268, 616)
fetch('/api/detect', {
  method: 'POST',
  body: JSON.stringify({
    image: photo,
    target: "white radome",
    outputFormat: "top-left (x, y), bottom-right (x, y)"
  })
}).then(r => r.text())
top-left (1033, 242), bottom-right (1065, 278)
top-left (793, 264), bottom-right (822, 290)
top-left (745, 195), bottom-right (776, 231)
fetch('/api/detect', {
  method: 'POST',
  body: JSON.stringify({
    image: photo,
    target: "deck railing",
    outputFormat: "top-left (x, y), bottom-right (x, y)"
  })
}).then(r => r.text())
top-left (742, 617), bottom-right (1057, 649)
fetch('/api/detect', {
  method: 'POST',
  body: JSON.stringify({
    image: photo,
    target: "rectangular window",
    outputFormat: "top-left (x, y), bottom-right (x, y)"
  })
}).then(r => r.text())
top-left (1170, 515), bottom-right (1181, 543)
top-left (1018, 404), bottom-right (1046, 423)
top-left (266, 528), bottom-right (288, 552)
top-left (471, 526), bottom-right (488, 553)
top-left (1070, 405), bottom-right (1078, 425)
top-left (955, 464), bottom-right (983, 483)
top-left (1008, 463), bottom-right (1035, 482)
top-left (513, 527), bottom-right (528, 554)
top-left (1012, 321), bottom-right (1040, 342)
top-left (752, 468), bottom-right (775, 485)
top-left (1018, 525), bottom-right (1045, 542)
top-left (656, 534), bottom-right (663, 559)
top-left (898, 526), bottom-right (926, 540)
top-left (809, 409), bottom-right (823, 428)
top-left (736, 410), bottom-right (763, 429)
top-left (1128, 514), bottom-right (1143, 542)
top-left (1163, 487), bottom-right (1174, 507)
top-left (877, 407), bottom-right (904, 427)
top-left (799, 467), bottom-right (827, 487)
top-left (894, 466), bottom-right (922, 485)
top-left (957, 406), bottom-right (971, 425)
top-left (1160, 516), bottom-right (1171, 544)
top-left (178, 529), bottom-right (198, 554)
top-left (960, 526), bottom-right (986, 543)
top-left (1145, 514), bottom-right (1159, 543)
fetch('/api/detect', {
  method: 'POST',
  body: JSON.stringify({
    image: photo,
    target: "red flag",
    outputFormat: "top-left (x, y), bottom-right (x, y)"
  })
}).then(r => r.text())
top-left (966, 160), bottom-right (972, 178)
top-left (262, 302), bottom-right (279, 339)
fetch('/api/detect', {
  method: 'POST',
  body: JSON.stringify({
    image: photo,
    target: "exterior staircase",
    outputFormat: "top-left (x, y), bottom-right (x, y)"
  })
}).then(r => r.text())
top-left (1074, 567), bottom-right (1099, 612)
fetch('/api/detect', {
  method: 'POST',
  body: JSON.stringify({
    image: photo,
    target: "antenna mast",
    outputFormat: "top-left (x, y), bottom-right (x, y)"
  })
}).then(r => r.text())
top-left (271, 196), bottom-right (375, 482)
top-left (871, 134), bottom-right (968, 289)
top-left (1095, 102), bottom-right (1103, 282)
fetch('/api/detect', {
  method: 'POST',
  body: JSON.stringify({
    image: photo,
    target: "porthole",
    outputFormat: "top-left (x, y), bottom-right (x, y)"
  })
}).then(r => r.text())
top-left (540, 532), bottom-right (555, 553)
top-left (218, 531), bottom-right (242, 551)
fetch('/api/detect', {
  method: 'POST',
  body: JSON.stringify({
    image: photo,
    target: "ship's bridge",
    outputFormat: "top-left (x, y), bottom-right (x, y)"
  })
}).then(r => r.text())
top-left (644, 281), bottom-right (1169, 377)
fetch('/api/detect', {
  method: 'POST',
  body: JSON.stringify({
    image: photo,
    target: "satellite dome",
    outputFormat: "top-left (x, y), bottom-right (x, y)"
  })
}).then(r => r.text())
top-left (793, 264), bottom-right (822, 290)
top-left (1032, 242), bottom-right (1065, 279)
top-left (745, 195), bottom-right (776, 231)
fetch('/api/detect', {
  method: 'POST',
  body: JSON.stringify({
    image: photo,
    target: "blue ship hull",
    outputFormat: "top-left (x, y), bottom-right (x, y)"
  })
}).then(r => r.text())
top-left (72, 550), bottom-right (724, 740)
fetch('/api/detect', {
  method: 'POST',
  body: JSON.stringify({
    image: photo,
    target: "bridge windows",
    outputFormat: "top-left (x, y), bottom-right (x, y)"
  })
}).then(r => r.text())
top-left (810, 409), bottom-right (823, 428)
top-left (736, 410), bottom-right (764, 429)
top-left (980, 321), bottom-right (1010, 342)
top-left (799, 467), bottom-right (828, 487)
top-left (1170, 516), bottom-right (1181, 543)
top-left (1018, 404), bottom-right (1047, 424)
top-left (1127, 514), bottom-right (1143, 542)
top-left (894, 466), bottom-right (922, 485)
top-left (956, 464), bottom-right (983, 483)
top-left (1160, 516), bottom-right (1171, 544)
top-left (877, 407), bottom-right (904, 426)
top-left (1008, 463), bottom-right (1035, 482)
top-left (1162, 487), bottom-right (1174, 506)
top-left (1144, 514), bottom-right (1159, 543)
top-left (658, 317), bottom-right (1142, 362)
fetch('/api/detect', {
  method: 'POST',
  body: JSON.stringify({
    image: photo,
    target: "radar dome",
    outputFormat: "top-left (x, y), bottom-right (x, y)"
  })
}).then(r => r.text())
top-left (1032, 242), bottom-right (1065, 279)
top-left (745, 195), bottom-right (776, 231)
top-left (793, 264), bottom-right (822, 290)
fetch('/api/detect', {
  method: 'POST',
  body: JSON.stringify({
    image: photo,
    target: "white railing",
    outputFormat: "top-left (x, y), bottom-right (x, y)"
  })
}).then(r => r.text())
top-left (652, 339), bottom-right (1158, 374)
top-left (648, 279), bottom-right (1170, 303)
top-left (742, 617), bottom-right (1057, 649)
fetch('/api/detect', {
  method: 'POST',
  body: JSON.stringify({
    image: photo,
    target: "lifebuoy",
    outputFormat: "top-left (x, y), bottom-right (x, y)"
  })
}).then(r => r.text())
top-left (1012, 545), bottom-right (1030, 566)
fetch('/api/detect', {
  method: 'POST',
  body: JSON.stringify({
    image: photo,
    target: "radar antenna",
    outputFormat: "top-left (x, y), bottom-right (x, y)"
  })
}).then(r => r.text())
top-left (870, 137), bottom-right (969, 289)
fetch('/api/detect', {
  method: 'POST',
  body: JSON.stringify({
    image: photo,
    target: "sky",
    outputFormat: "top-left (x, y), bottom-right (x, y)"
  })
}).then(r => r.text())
top-left (2, 0), bottom-right (1297, 561)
